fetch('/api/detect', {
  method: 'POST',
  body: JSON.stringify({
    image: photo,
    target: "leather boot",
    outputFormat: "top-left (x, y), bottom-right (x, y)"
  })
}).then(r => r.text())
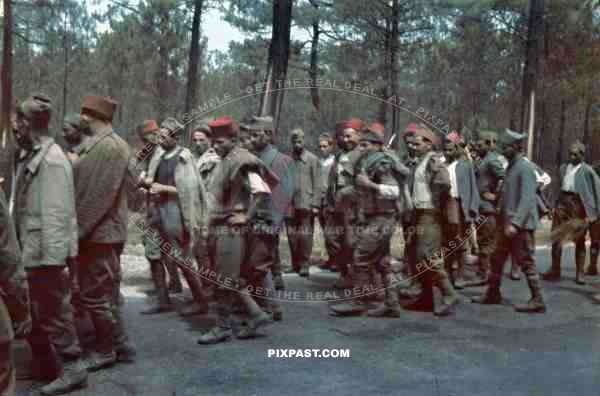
top-left (585, 245), bottom-right (599, 276)
top-left (369, 272), bottom-right (385, 302)
top-left (471, 273), bottom-right (502, 305)
top-left (84, 351), bottom-right (116, 372)
top-left (330, 269), bottom-right (369, 316)
top-left (235, 291), bottom-right (272, 339)
top-left (542, 245), bottom-right (562, 281)
top-left (333, 271), bottom-right (353, 289)
top-left (514, 275), bottom-right (546, 313)
top-left (179, 269), bottom-right (209, 317)
top-left (197, 290), bottom-right (233, 345)
top-left (166, 260), bottom-right (183, 293)
top-left (367, 273), bottom-right (401, 318)
top-left (461, 256), bottom-right (489, 287)
top-left (40, 359), bottom-right (87, 396)
top-left (141, 260), bottom-right (173, 315)
top-left (402, 277), bottom-right (434, 312)
top-left (575, 254), bottom-right (586, 285)
top-left (434, 275), bottom-right (458, 317)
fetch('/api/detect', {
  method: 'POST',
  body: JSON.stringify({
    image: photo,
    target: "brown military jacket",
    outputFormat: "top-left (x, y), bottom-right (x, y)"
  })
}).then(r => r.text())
top-left (73, 125), bottom-right (130, 243)
top-left (208, 147), bottom-right (275, 225)
top-left (291, 149), bottom-right (320, 211)
top-left (0, 186), bottom-right (30, 344)
top-left (13, 136), bottom-right (78, 267)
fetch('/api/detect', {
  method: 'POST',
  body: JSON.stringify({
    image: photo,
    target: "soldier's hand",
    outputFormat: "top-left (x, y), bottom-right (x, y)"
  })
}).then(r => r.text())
top-left (67, 152), bottom-right (79, 162)
top-left (482, 192), bottom-right (496, 201)
top-left (505, 224), bottom-right (518, 237)
top-left (355, 174), bottom-right (373, 190)
top-left (311, 208), bottom-right (319, 216)
top-left (227, 213), bottom-right (248, 226)
top-left (149, 183), bottom-right (165, 195)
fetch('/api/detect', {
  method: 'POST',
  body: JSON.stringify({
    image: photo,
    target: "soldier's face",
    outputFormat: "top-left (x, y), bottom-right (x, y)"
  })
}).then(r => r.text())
top-left (192, 131), bottom-right (210, 156)
top-left (502, 143), bottom-right (517, 160)
top-left (342, 129), bottom-right (360, 152)
top-left (443, 142), bottom-right (458, 161)
top-left (214, 136), bottom-right (234, 158)
top-left (568, 147), bottom-right (584, 164)
top-left (79, 113), bottom-right (93, 135)
top-left (359, 140), bottom-right (378, 155)
top-left (62, 123), bottom-right (82, 145)
top-left (14, 114), bottom-right (34, 150)
top-left (291, 135), bottom-right (304, 152)
top-left (237, 133), bottom-right (253, 151)
top-left (412, 136), bottom-right (431, 157)
top-left (250, 129), bottom-right (270, 152)
top-left (319, 139), bottom-right (333, 158)
top-left (159, 128), bottom-right (177, 151)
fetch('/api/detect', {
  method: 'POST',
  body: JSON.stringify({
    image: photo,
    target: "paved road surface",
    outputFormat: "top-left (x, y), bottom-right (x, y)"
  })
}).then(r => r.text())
top-left (16, 246), bottom-right (600, 396)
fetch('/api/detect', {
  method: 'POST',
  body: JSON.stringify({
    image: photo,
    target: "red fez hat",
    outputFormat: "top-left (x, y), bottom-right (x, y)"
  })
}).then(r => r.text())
top-left (414, 124), bottom-right (440, 146)
top-left (362, 122), bottom-right (385, 143)
top-left (404, 123), bottom-right (418, 135)
top-left (209, 116), bottom-right (237, 138)
top-left (335, 118), bottom-right (364, 136)
top-left (81, 95), bottom-right (118, 122)
top-left (137, 119), bottom-right (159, 136)
top-left (446, 130), bottom-right (461, 144)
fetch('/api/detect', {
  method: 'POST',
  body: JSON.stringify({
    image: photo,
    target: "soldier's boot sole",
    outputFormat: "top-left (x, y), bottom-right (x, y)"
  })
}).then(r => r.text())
top-left (178, 301), bottom-right (209, 317)
top-left (40, 361), bottom-right (88, 396)
top-left (471, 289), bottom-right (502, 305)
top-left (514, 299), bottom-right (546, 314)
top-left (197, 328), bottom-right (233, 345)
top-left (329, 302), bottom-right (367, 317)
top-left (85, 352), bottom-right (116, 372)
top-left (434, 295), bottom-right (458, 317)
top-left (366, 304), bottom-right (401, 318)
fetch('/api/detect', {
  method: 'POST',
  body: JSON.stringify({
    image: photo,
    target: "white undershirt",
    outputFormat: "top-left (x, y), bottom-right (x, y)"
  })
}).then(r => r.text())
top-left (562, 163), bottom-right (581, 192)
top-left (447, 161), bottom-right (459, 199)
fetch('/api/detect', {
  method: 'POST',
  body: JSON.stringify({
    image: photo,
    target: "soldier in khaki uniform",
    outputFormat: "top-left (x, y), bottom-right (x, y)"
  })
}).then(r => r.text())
top-left (140, 118), bottom-right (208, 317)
top-left (197, 117), bottom-right (272, 344)
top-left (129, 120), bottom-right (165, 302)
top-left (402, 124), bottom-right (458, 317)
top-left (442, 132), bottom-right (480, 288)
top-left (0, 184), bottom-right (31, 396)
top-left (72, 95), bottom-right (133, 371)
top-left (462, 130), bottom-right (505, 287)
top-left (12, 95), bottom-right (87, 394)
top-left (190, 119), bottom-right (221, 299)
top-left (324, 118), bottom-right (364, 289)
top-left (317, 133), bottom-right (336, 267)
top-left (473, 130), bottom-right (546, 313)
top-left (287, 128), bottom-right (320, 277)
top-left (330, 122), bottom-right (407, 317)
top-left (542, 140), bottom-right (600, 284)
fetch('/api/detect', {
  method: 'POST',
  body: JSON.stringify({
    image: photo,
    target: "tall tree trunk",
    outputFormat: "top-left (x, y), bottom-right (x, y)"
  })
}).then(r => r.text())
top-left (62, 10), bottom-right (69, 133)
top-left (259, 0), bottom-right (293, 138)
top-left (1, 0), bottom-right (14, 185)
top-left (556, 99), bottom-right (566, 169)
top-left (520, 0), bottom-right (545, 158)
top-left (184, 0), bottom-right (204, 145)
top-left (389, 0), bottom-right (400, 139)
top-left (156, 4), bottom-right (170, 120)
top-left (309, 8), bottom-right (320, 112)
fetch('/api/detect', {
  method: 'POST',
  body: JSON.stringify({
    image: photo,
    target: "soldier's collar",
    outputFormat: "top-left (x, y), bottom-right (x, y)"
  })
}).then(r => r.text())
top-left (25, 136), bottom-right (54, 175)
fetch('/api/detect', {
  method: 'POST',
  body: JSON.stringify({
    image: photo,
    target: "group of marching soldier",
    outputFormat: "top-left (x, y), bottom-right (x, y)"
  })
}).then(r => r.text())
top-left (2, 91), bottom-right (600, 396)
